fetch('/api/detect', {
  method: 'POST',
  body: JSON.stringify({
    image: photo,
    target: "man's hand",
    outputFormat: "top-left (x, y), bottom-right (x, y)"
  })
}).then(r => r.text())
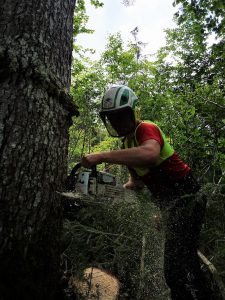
top-left (81, 153), bottom-right (103, 168)
top-left (123, 176), bottom-right (144, 190)
top-left (123, 180), bottom-right (136, 189)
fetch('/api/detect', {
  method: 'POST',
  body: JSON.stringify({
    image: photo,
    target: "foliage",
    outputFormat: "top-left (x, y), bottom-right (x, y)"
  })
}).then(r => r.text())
top-left (100, 33), bottom-right (138, 84)
top-left (173, 0), bottom-right (225, 37)
top-left (200, 184), bottom-right (225, 281)
top-left (68, 59), bottom-right (107, 168)
top-left (172, 0), bottom-right (225, 84)
top-left (73, 0), bottom-right (103, 38)
top-left (154, 1), bottom-right (225, 181)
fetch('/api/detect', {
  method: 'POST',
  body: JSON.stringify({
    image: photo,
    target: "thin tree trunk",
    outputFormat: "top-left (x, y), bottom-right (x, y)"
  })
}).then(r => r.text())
top-left (0, 0), bottom-right (78, 299)
top-left (137, 234), bottom-right (146, 299)
top-left (198, 251), bottom-right (225, 300)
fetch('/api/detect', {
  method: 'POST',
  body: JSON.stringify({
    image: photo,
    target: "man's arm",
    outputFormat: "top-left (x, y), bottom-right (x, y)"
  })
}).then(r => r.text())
top-left (81, 139), bottom-right (161, 168)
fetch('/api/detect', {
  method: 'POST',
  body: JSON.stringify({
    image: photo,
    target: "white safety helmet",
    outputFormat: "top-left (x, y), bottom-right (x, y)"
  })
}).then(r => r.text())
top-left (100, 85), bottom-right (140, 137)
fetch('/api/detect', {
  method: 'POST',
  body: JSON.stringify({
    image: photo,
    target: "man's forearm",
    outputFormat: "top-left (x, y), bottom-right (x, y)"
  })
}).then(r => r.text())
top-left (99, 146), bottom-right (158, 168)
top-left (81, 139), bottom-right (161, 169)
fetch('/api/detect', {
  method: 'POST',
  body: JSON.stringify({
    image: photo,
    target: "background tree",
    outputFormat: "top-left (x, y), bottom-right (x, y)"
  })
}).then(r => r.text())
top-left (0, 1), bottom-right (78, 299)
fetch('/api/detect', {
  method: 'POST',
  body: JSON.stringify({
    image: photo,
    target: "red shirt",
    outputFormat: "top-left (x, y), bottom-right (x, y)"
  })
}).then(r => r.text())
top-left (135, 122), bottom-right (190, 197)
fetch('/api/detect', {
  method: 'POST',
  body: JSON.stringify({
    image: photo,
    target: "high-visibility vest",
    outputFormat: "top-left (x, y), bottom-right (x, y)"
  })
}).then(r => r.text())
top-left (123, 121), bottom-right (174, 176)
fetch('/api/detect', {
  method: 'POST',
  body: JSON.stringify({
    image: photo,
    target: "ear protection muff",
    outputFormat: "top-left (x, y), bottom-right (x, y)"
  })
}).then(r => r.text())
top-left (134, 106), bottom-right (141, 121)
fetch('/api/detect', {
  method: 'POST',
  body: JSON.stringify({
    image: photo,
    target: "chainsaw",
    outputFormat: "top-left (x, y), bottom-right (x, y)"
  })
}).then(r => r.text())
top-left (60, 163), bottom-right (124, 218)
top-left (60, 163), bottom-right (143, 222)
top-left (65, 162), bottom-right (119, 194)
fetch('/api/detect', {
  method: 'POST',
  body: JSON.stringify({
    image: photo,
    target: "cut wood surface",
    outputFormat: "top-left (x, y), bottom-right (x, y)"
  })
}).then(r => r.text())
top-left (70, 267), bottom-right (120, 300)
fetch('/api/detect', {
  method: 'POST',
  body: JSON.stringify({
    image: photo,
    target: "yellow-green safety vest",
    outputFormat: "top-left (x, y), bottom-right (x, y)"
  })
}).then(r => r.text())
top-left (123, 121), bottom-right (174, 176)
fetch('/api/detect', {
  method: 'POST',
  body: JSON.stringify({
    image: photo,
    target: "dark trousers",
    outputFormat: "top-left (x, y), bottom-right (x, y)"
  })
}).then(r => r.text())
top-left (161, 193), bottom-right (212, 300)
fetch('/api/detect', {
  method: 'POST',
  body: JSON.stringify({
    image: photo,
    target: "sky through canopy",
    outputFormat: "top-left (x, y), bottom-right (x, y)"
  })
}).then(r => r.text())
top-left (76, 0), bottom-right (177, 59)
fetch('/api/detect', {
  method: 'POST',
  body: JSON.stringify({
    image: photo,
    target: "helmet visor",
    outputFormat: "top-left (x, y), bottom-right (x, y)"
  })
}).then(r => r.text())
top-left (100, 107), bottom-right (136, 137)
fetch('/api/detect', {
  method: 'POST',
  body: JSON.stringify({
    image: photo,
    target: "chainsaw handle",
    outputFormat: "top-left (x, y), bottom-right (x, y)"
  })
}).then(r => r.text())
top-left (70, 162), bottom-right (97, 176)
top-left (65, 163), bottom-right (97, 191)
top-left (65, 162), bottom-right (81, 191)
top-left (91, 165), bottom-right (97, 177)
top-left (69, 162), bottom-right (82, 178)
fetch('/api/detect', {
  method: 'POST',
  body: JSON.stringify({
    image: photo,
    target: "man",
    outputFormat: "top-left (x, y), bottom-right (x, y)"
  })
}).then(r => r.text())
top-left (81, 85), bottom-right (211, 300)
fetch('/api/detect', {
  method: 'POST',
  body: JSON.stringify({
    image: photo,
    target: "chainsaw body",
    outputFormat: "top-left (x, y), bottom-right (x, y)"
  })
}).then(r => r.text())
top-left (76, 169), bottom-right (117, 196)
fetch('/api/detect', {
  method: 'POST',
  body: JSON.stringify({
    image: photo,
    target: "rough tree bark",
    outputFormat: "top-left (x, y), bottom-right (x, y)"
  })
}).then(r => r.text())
top-left (0, 1), bottom-right (78, 299)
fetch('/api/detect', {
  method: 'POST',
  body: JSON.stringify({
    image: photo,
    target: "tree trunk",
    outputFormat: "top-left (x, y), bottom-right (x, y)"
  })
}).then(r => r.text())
top-left (0, 1), bottom-right (78, 299)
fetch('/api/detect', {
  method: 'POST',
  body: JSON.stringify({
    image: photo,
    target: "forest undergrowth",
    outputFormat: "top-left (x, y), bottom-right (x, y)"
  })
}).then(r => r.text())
top-left (62, 184), bottom-right (225, 299)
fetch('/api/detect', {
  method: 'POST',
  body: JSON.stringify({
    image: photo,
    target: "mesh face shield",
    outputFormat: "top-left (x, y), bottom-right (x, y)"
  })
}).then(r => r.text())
top-left (100, 107), bottom-right (136, 137)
